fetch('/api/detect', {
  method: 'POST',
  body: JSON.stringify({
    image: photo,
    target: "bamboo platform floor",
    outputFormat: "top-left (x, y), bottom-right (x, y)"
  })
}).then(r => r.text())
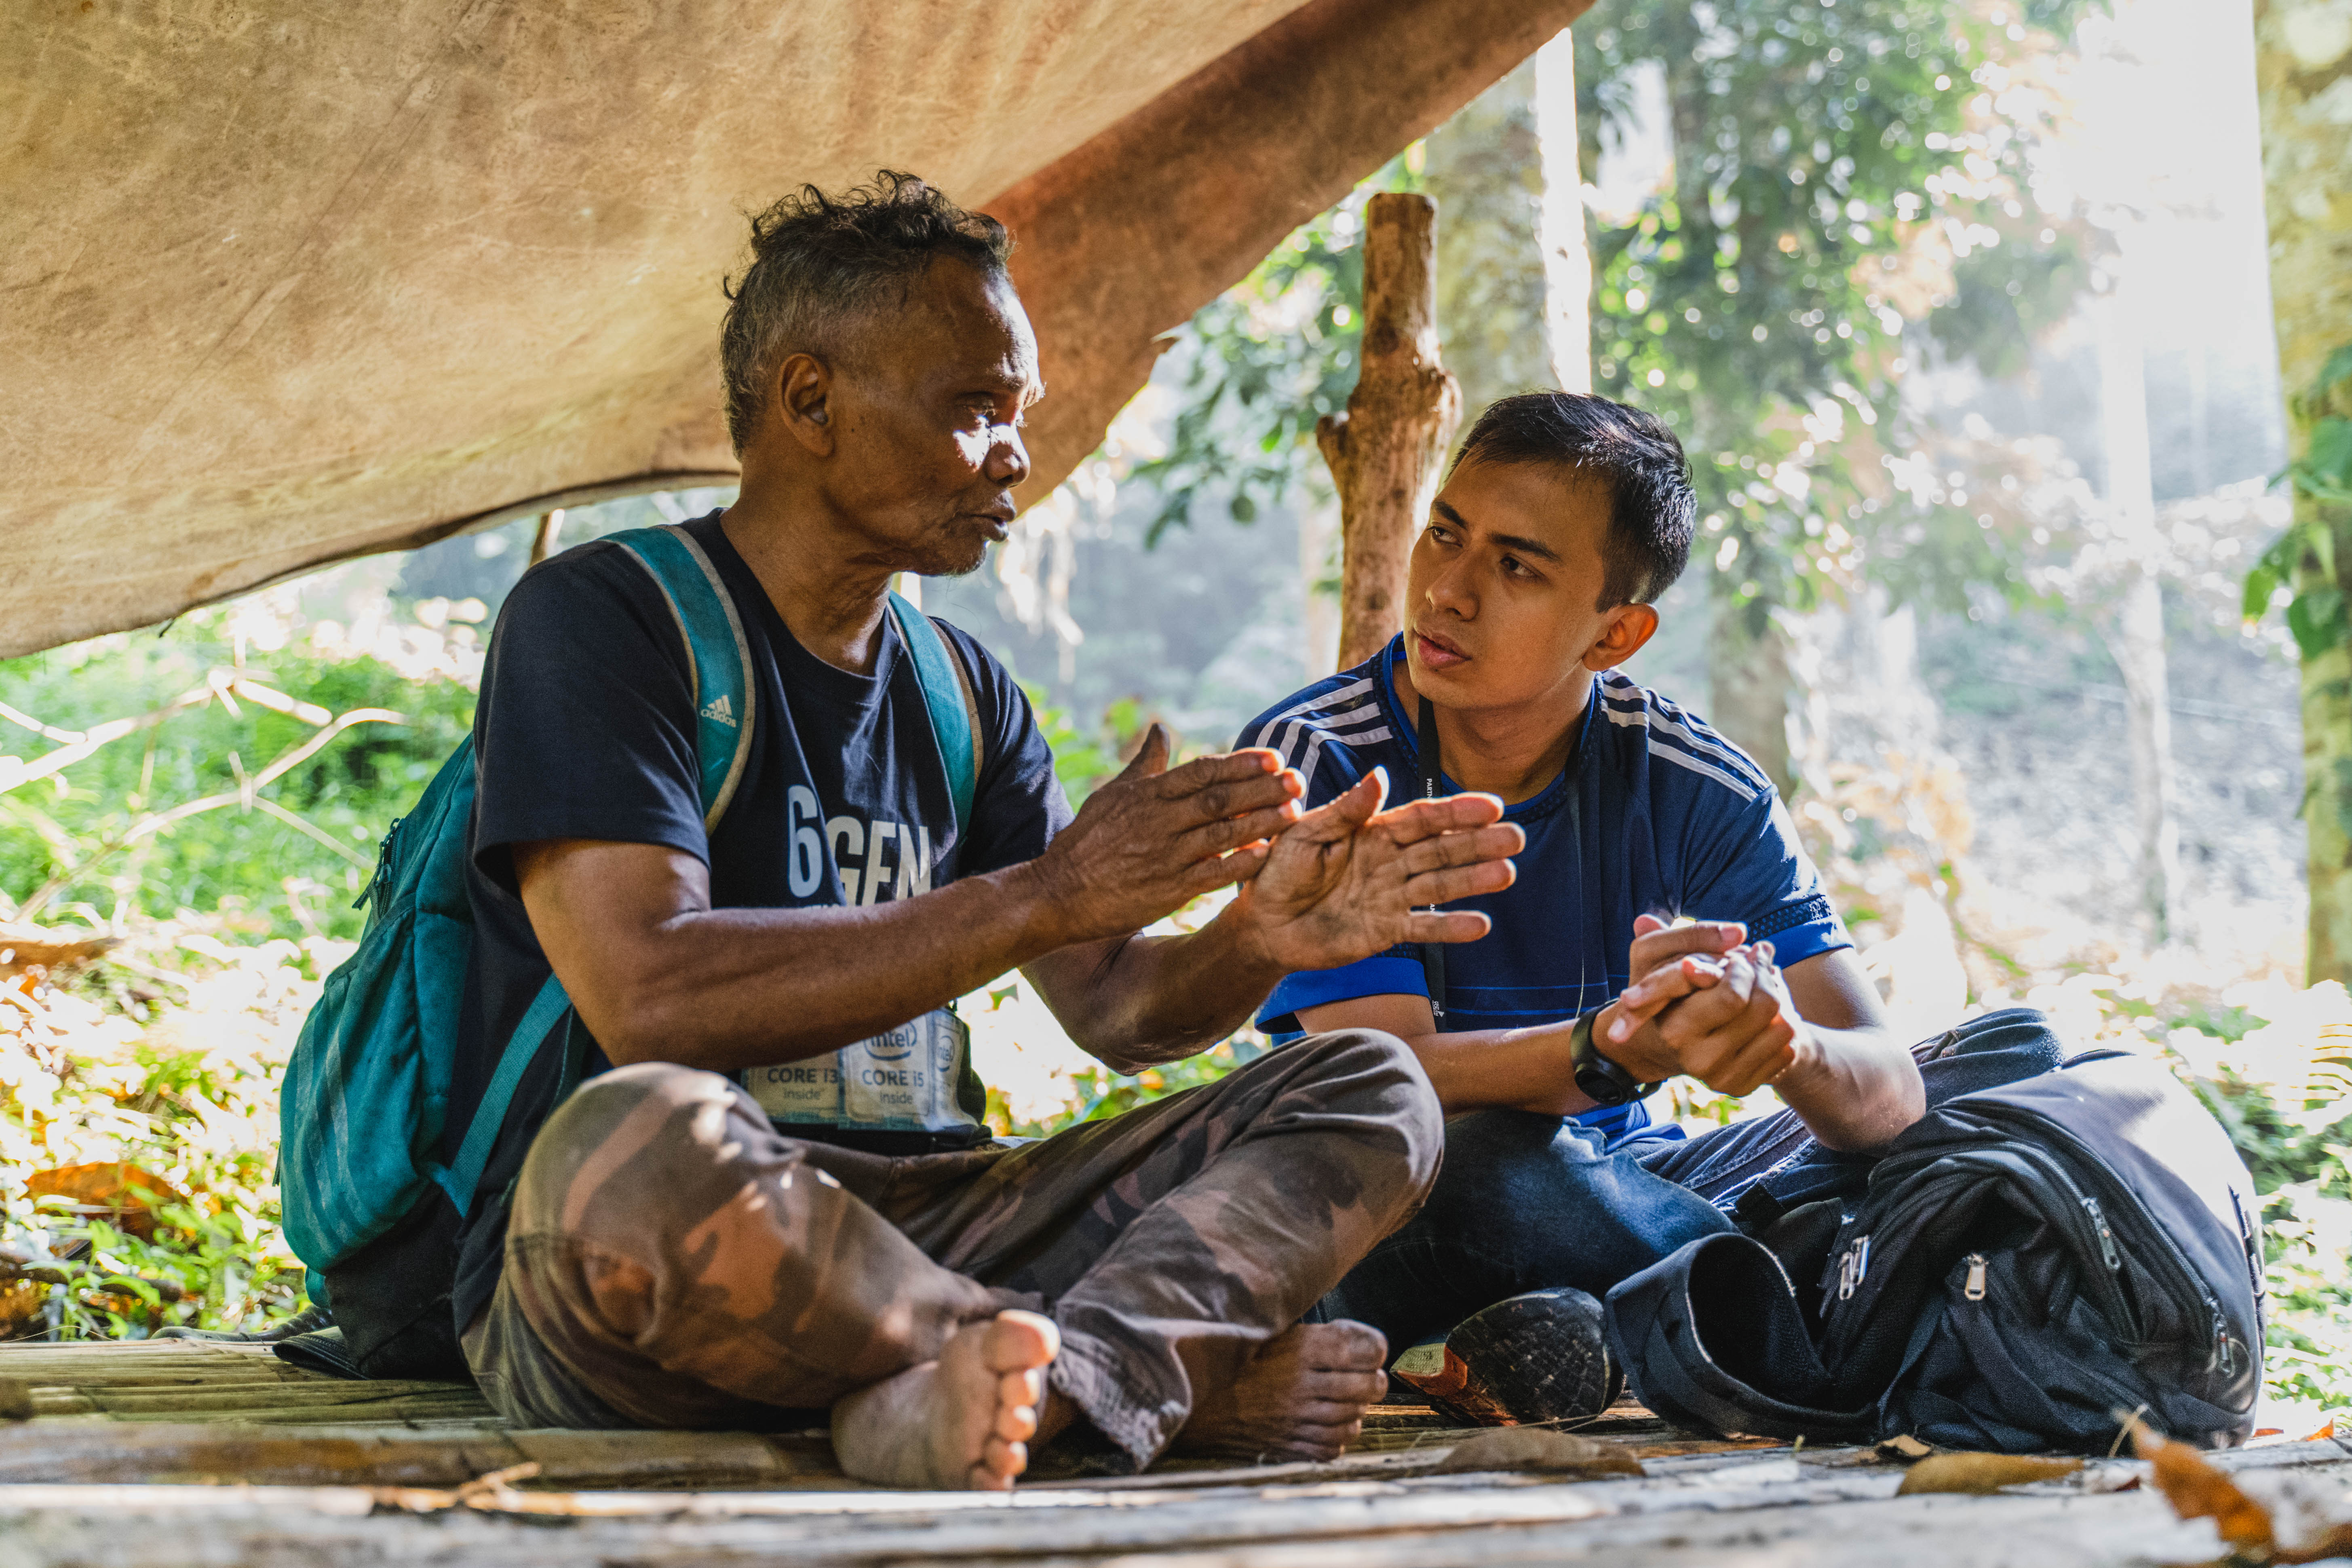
top-left (0, 1338), bottom-right (2339, 1566)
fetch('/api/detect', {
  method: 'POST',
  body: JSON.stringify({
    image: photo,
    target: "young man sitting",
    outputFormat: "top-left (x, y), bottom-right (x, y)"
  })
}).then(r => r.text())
top-left (1238, 392), bottom-right (2061, 1423)
top-left (322, 174), bottom-right (1527, 1490)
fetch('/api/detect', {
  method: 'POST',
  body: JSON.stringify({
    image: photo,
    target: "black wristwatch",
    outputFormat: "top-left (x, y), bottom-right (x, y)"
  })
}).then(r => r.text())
top-left (1569, 1008), bottom-right (1663, 1108)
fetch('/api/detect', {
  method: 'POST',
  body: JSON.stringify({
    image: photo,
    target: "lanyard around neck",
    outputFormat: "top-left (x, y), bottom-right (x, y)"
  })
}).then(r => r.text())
top-left (1413, 688), bottom-right (1590, 1035)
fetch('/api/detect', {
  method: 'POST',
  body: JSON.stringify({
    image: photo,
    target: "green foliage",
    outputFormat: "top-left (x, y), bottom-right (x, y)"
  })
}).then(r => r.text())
top-left (1026, 684), bottom-right (1121, 800)
top-left (1928, 241), bottom-right (2096, 383)
top-left (1026, 686), bottom-right (1178, 803)
top-left (1130, 4), bottom-right (2102, 636)
top-left (985, 1039), bottom-right (1265, 1139)
top-left (1126, 156), bottom-right (1418, 543)
top-left (0, 615), bottom-right (475, 941)
top-left (2160, 992), bottom-right (2352, 1409)
top-left (1578, 0), bottom-right (2101, 626)
top-left (2184, 1069), bottom-right (2352, 1408)
top-left (34, 1205), bottom-right (304, 1342)
top-left (2186, 1068), bottom-right (2352, 1197)
top-left (2246, 344), bottom-right (2352, 669)
top-left (0, 936), bottom-right (310, 1340)
top-left (2260, 1185), bottom-right (2352, 1408)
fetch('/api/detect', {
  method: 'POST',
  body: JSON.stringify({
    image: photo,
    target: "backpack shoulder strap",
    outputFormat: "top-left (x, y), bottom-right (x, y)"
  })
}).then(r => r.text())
top-left (887, 591), bottom-right (980, 836)
top-left (606, 525), bottom-right (756, 827)
top-left (435, 523), bottom-right (755, 1218)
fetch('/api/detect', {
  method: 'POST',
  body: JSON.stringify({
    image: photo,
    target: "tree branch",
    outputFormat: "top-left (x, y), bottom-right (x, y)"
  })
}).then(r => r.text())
top-left (1321, 193), bottom-right (1462, 671)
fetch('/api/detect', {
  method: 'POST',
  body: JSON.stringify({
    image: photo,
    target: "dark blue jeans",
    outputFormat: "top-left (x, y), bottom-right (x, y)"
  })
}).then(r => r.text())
top-left (1315, 1008), bottom-right (2067, 1352)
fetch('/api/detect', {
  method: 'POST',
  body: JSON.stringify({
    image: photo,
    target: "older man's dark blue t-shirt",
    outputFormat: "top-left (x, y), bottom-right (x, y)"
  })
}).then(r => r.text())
top-left (1238, 637), bottom-right (1850, 1142)
top-left (445, 512), bottom-right (1071, 1331)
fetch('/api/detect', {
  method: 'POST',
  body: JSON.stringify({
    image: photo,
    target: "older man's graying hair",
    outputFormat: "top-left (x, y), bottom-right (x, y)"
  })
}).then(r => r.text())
top-left (718, 171), bottom-right (1013, 452)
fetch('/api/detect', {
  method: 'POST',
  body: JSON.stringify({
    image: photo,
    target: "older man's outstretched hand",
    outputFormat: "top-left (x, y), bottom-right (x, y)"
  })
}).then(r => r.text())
top-left (1028, 725), bottom-right (1312, 944)
top-left (1225, 767), bottom-right (1523, 973)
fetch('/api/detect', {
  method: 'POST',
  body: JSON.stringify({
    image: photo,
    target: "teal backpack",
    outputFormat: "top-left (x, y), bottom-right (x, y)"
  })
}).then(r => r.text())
top-left (280, 524), bottom-right (979, 1297)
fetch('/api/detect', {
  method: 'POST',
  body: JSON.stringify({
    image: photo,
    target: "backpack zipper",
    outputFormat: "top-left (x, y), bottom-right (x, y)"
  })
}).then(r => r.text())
top-left (1836, 1234), bottom-right (1872, 1300)
top-left (1963, 1253), bottom-right (1989, 1301)
top-left (1859, 1141), bottom-right (2139, 1338)
top-left (352, 816), bottom-right (405, 911)
top-left (1979, 1106), bottom-right (2238, 1376)
top-left (2082, 1197), bottom-right (2122, 1272)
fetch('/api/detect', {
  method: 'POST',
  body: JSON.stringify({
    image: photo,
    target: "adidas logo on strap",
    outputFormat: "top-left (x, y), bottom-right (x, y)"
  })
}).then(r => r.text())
top-left (699, 694), bottom-right (738, 728)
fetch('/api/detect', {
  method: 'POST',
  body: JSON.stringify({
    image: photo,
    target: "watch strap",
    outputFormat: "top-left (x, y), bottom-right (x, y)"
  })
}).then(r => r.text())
top-left (1570, 1008), bottom-right (1663, 1108)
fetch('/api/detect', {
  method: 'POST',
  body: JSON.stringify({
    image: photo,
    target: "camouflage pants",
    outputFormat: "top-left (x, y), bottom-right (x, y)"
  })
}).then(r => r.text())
top-left (461, 1030), bottom-right (1441, 1467)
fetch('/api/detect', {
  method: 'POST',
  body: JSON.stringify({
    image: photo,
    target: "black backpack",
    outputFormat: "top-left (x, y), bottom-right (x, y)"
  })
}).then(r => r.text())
top-left (1605, 1051), bottom-right (2266, 1452)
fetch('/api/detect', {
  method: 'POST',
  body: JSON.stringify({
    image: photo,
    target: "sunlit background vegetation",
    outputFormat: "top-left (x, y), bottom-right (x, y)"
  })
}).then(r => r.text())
top-left (1, 0), bottom-right (2344, 1432)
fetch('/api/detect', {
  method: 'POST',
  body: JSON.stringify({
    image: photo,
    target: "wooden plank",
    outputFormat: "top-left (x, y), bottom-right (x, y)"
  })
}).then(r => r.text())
top-left (32, 1382), bottom-right (497, 1422)
top-left (0, 1420), bottom-right (855, 1488)
top-left (0, 1338), bottom-right (502, 1426)
top-left (0, 1406), bottom-right (1774, 1492)
top-left (0, 1340), bottom-right (296, 1374)
top-left (0, 1422), bottom-right (529, 1486)
top-left (0, 1450), bottom-right (2342, 1568)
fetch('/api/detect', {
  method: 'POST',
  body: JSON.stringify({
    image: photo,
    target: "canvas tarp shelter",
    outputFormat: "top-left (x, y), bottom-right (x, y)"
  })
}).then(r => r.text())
top-left (2, 0), bottom-right (1589, 658)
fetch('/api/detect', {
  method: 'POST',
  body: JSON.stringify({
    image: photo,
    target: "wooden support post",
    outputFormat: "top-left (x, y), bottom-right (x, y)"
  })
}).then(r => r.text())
top-left (1319, 194), bottom-right (1461, 673)
top-left (527, 508), bottom-right (565, 568)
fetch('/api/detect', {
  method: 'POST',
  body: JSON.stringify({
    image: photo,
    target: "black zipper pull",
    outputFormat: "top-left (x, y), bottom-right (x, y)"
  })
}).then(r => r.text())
top-left (353, 816), bottom-right (404, 910)
top-left (2082, 1197), bottom-right (2121, 1271)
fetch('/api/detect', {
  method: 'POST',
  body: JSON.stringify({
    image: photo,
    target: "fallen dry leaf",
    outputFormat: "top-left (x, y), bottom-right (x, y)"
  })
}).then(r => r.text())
top-left (0, 926), bottom-right (118, 982)
top-left (368, 1461), bottom-right (543, 1515)
top-left (22, 1163), bottom-right (185, 1242)
top-left (1432, 1428), bottom-right (1646, 1478)
top-left (2277, 1522), bottom-right (2352, 1565)
top-left (1877, 1434), bottom-right (1936, 1462)
top-left (1896, 1453), bottom-right (2084, 1495)
top-left (0, 1279), bottom-right (46, 1342)
top-left (2130, 1420), bottom-right (2274, 1551)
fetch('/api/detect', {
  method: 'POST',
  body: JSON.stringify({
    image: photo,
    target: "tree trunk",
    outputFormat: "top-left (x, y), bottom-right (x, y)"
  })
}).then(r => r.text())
top-left (1425, 63), bottom-right (1549, 418)
top-left (1534, 31), bottom-right (1593, 395)
top-left (1317, 38), bottom-right (1582, 675)
top-left (2091, 283), bottom-right (2182, 944)
top-left (1320, 193), bottom-right (1462, 671)
top-left (2296, 513), bottom-right (2352, 981)
top-left (1299, 500), bottom-right (1340, 676)
top-left (2255, 0), bottom-right (2352, 981)
top-left (1422, 29), bottom-right (1592, 406)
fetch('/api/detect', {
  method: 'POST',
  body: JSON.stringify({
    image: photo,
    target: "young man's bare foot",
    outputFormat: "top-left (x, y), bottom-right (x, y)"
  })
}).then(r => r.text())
top-left (1172, 1320), bottom-right (1389, 1462)
top-left (831, 1310), bottom-right (1059, 1490)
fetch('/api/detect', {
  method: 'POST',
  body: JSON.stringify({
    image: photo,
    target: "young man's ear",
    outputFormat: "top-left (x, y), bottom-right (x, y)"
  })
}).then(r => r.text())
top-left (1583, 603), bottom-right (1661, 671)
top-left (774, 353), bottom-right (836, 455)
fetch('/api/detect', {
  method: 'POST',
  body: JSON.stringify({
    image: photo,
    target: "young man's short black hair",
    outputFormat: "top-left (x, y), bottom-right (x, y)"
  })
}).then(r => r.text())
top-left (719, 171), bottom-right (1012, 453)
top-left (1450, 392), bottom-right (1698, 609)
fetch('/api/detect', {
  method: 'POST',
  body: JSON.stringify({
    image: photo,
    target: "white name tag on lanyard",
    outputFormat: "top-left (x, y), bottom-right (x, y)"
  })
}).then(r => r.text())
top-left (739, 1007), bottom-right (976, 1134)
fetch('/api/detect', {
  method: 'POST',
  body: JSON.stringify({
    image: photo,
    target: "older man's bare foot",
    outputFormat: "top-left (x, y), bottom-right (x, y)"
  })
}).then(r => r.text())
top-left (1173, 1321), bottom-right (1389, 1462)
top-left (832, 1310), bottom-right (1059, 1490)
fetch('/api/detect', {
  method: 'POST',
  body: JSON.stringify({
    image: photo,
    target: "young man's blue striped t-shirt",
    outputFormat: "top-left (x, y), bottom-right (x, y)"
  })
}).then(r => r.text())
top-left (1238, 636), bottom-right (1852, 1144)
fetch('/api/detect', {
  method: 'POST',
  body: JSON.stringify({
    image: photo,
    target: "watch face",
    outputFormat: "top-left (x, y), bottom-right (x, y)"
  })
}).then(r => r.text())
top-left (1574, 1063), bottom-right (1632, 1107)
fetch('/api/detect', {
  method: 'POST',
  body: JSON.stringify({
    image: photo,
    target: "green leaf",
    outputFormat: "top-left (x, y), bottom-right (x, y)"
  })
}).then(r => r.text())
top-left (2318, 344), bottom-right (2352, 403)
top-left (2245, 561), bottom-right (2281, 621)
top-left (2306, 417), bottom-right (2352, 492)
top-left (2287, 586), bottom-right (2348, 661)
top-left (2333, 757), bottom-right (2352, 844)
